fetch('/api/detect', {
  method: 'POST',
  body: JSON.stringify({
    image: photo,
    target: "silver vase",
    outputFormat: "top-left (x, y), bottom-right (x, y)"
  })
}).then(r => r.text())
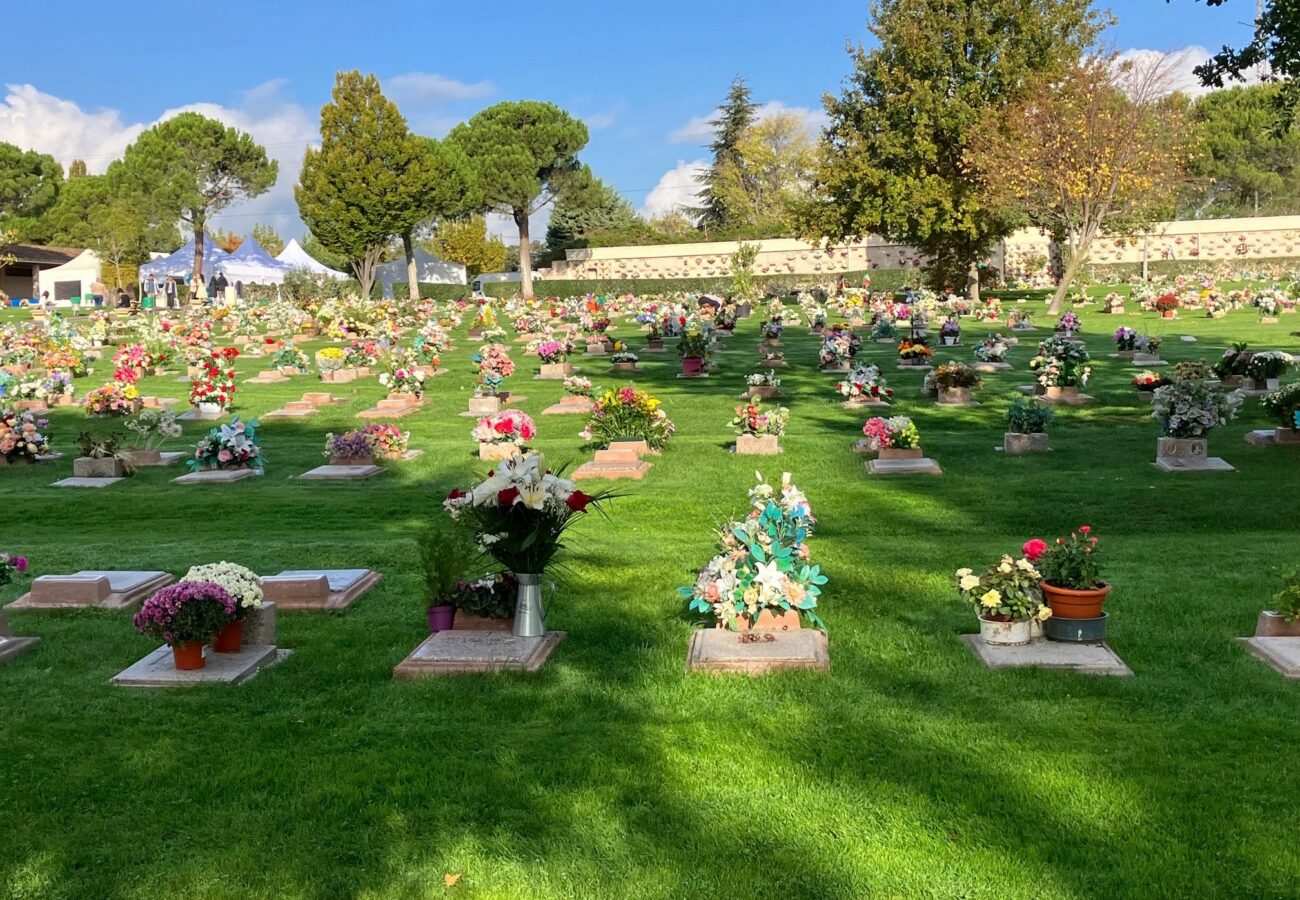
top-left (513, 573), bottom-right (546, 637)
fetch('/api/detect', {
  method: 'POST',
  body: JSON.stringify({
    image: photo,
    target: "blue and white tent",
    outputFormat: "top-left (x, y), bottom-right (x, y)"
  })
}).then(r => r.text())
top-left (138, 237), bottom-right (230, 280)
top-left (220, 236), bottom-right (294, 285)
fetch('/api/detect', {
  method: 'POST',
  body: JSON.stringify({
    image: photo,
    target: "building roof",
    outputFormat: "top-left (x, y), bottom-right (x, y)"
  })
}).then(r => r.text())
top-left (1, 243), bottom-right (83, 266)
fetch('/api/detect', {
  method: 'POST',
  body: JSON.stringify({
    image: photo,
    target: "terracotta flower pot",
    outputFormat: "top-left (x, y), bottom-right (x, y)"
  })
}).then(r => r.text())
top-left (1041, 580), bottom-right (1112, 619)
top-left (212, 620), bottom-right (243, 653)
top-left (171, 641), bottom-right (205, 670)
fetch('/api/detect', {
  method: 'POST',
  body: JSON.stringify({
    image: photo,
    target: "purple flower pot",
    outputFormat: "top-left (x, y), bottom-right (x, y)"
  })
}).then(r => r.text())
top-left (427, 604), bottom-right (456, 633)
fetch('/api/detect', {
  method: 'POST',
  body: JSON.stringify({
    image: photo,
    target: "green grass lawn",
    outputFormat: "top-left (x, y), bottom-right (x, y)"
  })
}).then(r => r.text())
top-left (2, 303), bottom-right (1300, 899)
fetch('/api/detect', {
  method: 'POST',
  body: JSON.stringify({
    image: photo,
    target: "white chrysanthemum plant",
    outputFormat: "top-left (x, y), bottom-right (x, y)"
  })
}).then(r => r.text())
top-left (182, 562), bottom-right (264, 621)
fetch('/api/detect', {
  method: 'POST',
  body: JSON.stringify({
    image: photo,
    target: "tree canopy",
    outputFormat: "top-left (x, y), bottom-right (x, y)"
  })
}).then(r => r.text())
top-left (430, 215), bottom-right (508, 280)
top-left (695, 77), bottom-right (757, 230)
top-left (0, 142), bottom-right (63, 243)
top-left (251, 223), bottom-right (286, 256)
top-left (711, 111), bottom-right (815, 232)
top-left (544, 173), bottom-right (638, 263)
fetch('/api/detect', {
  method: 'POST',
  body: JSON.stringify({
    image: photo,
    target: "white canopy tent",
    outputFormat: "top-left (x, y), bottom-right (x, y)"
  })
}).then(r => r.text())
top-left (220, 236), bottom-right (294, 286)
top-left (276, 239), bottom-right (348, 280)
top-left (138, 237), bottom-right (230, 280)
top-left (38, 249), bottom-right (101, 304)
top-left (375, 246), bottom-right (466, 298)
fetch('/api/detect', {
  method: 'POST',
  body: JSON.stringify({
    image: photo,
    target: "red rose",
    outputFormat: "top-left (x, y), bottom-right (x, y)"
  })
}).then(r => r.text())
top-left (447, 488), bottom-right (466, 500)
top-left (1078, 525), bottom-right (1091, 534)
top-left (566, 490), bottom-right (592, 512)
top-left (1022, 538), bottom-right (1048, 561)
top-left (497, 487), bottom-right (520, 506)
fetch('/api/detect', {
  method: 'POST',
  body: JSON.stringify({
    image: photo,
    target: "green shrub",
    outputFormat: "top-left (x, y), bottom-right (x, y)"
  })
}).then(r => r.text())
top-left (1006, 398), bottom-right (1055, 434)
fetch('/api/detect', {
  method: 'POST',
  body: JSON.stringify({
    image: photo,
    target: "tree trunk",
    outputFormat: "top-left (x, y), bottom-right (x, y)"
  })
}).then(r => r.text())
top-left (1047, 235), bottom-right (1094, 315)
top-left (192, 216), bottom-right (206, 286)
top-left (402, 231), bottom-right (419, 301)
top-left (353, 244), bottom-right (382, 301)
top-left (966, 261), bottom-right (980, 307)
top-left (515, 208), bottom-right (533, 299)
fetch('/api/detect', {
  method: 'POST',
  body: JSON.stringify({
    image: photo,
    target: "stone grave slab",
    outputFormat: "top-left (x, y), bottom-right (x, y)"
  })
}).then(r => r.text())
top-left (299, 464), bottom-right (385, 481)
top-left (674, 373), bottom-right (710, 379)
top-left (896, 364), bottom-right (933, 372)
top-left (301, 392), bottom-right (345, 406)
top-left (1240, 637), bottom-right (1300, 678)
top-left (959, 634), bottom-right (1132, 676)
top-left (867, 457), bottom-right (943, 476)
top-left (261, 568), bottom-right (381, 611)
top-left (393, 630), bottom-right (566, 676)
top-left (1245, 429), bottom-right (1277, 447)
top-left (842, 400), bottom-right (891, 410)
top-left (140, 396), bottom-right (178, 409)
top-left (358, 400), bottom-right (424, 420)
top-left (974, 362), bottom-right (1013, 373)
top-left (245, 372), bottom-right (289, 384)
top-left (1039, 392), bottom-right (1095, 406)
top-left (51, 477), bottom-right (125, 488)
top-left (172, 468), bottom-right (257, 485)
top-left (542, 398), bottom-right (593, 415)
top-left (1154, 456), bottom-right (1235, 473)
top-left (687, 629), bottom-right (829, 674)
top-left (177, 408), bottom-right (224, 422)
top-left (112, 643), bottom-right (288, 687)
top-left (122, 451), bottom-right (187, 467)
top-left (572, 447), bottom-right (653, 480)
top-left (8, 570), bottom-right (173, 611)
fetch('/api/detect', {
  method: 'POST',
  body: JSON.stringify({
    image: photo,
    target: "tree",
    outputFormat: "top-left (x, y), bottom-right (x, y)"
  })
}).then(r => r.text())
top-left (711, 112), bottom-right (815, 230)
top-left (1179, 83), bottom-right (1300, 217)
top-left (41, 174), bottom-right (153, 287)
top-left (252, 223), bottom-right (285, 256)
top-left (448, 101), bottom-right (589, 298)
top-left (544, 173), bottom-right (638, 262)
top-left (694, 77), bottom-right (757, 230)
top-left (301, 230), bottom-right (350, 273)
top-left (803, 0), bottom-right (1101, 299)
top-left (967, 56), bottom-right (1196, 313)
top-left (430, 215), bottom-right (507, 279)
top-left (1192, 1), bottom-right (1299, 109)
top-left (67, 159), bottom-right (88, 179)
top-left (296, 71), bottom-right (431, 299)
top-left (395, 137), bottom-right (474, 301)
top-left (0, 142), bottom-right (63, 242)
top-left (117, 112), bottom-right (277, 284)
top-left (211, 228), bottom-right (244, 253)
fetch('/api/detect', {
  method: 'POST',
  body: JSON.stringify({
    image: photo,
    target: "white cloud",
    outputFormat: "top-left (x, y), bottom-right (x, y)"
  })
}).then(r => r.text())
top-left (0, 83), bottom-right (143, 174)
top-left (1115, 46), bottom-right (1265, 98)
top-left (385, 72), bottom-right (495, 105)
top-left (668, 100), bottom-right (828, 144)
top-left (640, 159), bottom-right (707, 219)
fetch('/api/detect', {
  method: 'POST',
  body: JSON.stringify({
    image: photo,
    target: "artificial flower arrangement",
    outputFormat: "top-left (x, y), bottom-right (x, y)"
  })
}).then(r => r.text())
top-left (1056, 311), bottom-right (1082, 333)
top-left (580, 314), bottom-right (612, 337)
top-left (760, 319), bottom-right (784, 341)
top-left (0, 550), bottom-right (29, 586)
top-left (1132, 370), bottom-right (1172, 392)
top-left (870, 318), bottom-right (897, 342)
top-left (1007, 309), bottom-right (1034, 329)
top-left (363, 422), bottom-right (410, 457)
top-left (731, 402), bottom-right (789, 436)
top-left (932, 361), bottom-right (983, 391)
top-left (472, 409), bottom-right (537, 446)
top-left (123, 409), bottom-right (182, 449)
top-left (748, 371), bottom-right (780, 387)
top-left (532, 338), bottom-right (574, 364)
top-left (582, 386), bottom-right (676, 450)
top-left (1151, 379), bottom-right (1243, 438)
top-left (182, 562), bottom-right (263, 623)
top-left (324, 429), bottom-right (378, 463)
top-left (271, 347), bottom-right (310, 373)
top-left (678, 472), bottom-right (826, 631)
top-left (1212, 342), bottom-right (1254, 380)
top-left (1114, 327), bottom-right (1138, 351)
top-left (473, 343), bottom-right (516, 395)
top-left (41, 346), bottom-right (88, 377)
top-left (861, 416), bottom-right (921, 451)
top-left (82, 381), bottom-right (141, 417)
top-left (897, 339), bottom-right (933, 364)
top-left (1029, 336), bottom-right (1091, 387)
top-left (836, 365), bottom-right (893, 402)
top-left (1103, 291), bottom-right (1126, 311)
top-left (315, 346), bottom-right (346, 374)
top-left (189, 347), bottom-right (240, 409)
top-left (955, 553), bottom-right (1051, 627)
top-left (11, 373), bottom-right (73, 403)
top-left (378, 356), bottom-right (427, 398)
top-left (412, 331), bottom-right (445, 366)
top-left (443, 452), bottom-right (612, 574)
top-left (343, 340), bottom-right (383, 369)
top-left (187, 417), bottom-right (263, 472)
top-left (973, 334), bottom-right (1010, 362)
top-left (1134, 334), bottom-right (1163, 356)
top-left (0, 409), bottom-right (51, 461)
top-left (939, 317), bottom-right (961, 342)
top-left (112, 343), bottom-right (149, 373)
top-left (563, 375), bottom-right (595, 397)
top-left (974, 298), bottom-right (1004, 321)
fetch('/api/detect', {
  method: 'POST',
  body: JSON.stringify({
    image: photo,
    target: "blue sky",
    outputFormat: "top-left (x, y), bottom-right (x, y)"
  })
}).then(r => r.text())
top-left (0, 0), bottom-right (1261, 243)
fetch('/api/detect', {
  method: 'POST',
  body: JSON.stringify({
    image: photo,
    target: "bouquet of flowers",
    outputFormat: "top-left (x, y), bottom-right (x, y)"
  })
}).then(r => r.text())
top-left (939, 318), bottom-right (961, 339)
top-left (0, 550), bottom-right (28, 586)
top-left (472, 409), bottom-right (536, 446)
top-left (932, 361), bottom-right (983, 390)
top-left (271, 347), bottom-right (310, 372)
top-left (188, 417), bottom-right (263, 471)
top-left (679, 473), bottom-right (826, 630)
top-left (378, 359), bottom-right (427, 398)
top-left (315, 347), bottom-right (346, 374)
top-left (189, 347), bottom-right (239, 409)
top-left (473, 344), bottom-right (516, 394)
top-left (1114, 327), bottom-right (1138, 351)
top-left (748, 372), bottom-right (780, 387)
top-left (611, 347), bottom-right (640, 364)
top-left (0, 409), bottom-right (50, 461)
top-left (1029, 336), bottom-right (1091, 387)
top-left (955, 554), bottom-right (1051, 623)
top-left (974, 335), bottom-right (1010, 362)
top-left (343, 340), bottom-right (382, 369)
top-left (82, 381), bottom-right (140, 417)
top-left (897, 339), bottom-right (933, 363)
top-left (112, 344), bottom-right (149, 373)
top-left (580, 314), bottom-right (611, 337)
top-left (124, 409), bottom-right (182, 449)
top-left (1056, 311), bottom-right (1082, 332)
top-left (563, 375), bottom-right (595, 397)
top-left (1134, 334), bottom-right (1163, 356)
top-left (1007, 309), bottom-right (1033, 329)
top-left (731, 403), bottom-right (789, 436)
top-left (583, 386), bottom-right (675, 450)
top-left (363, 422), bottom-right (410, 456)
top-left (133, 581), bottom-right (236, 646)
top-left (862, 416), bottom-right (920, 450)
top-left (41, 346), bottom-right (88, 377)
top-left (533, 338), bottom-right (574, 363)
top-left (1132, 370), bottom-right (1172, 391)
top-left (974, 299), bottom-right (1003, 322)
top-left (1151, 380), bottom-right (1243, 437)
top-left (324, 429), bottom-right (376, 461)
top-left (1213, 342), bottom-right (1254, 379)
top-left (760, 320), bottom-right (784, 341)
top-left (181, 562), bottom-right (262, 620)
top-left (836, 365), bottom-right (893, 402)
top-left (443, 453), bottom-right (611, 573)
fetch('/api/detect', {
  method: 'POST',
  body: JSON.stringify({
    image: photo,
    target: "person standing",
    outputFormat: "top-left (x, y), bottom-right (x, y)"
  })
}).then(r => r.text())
top-left (90, 279), bottom-right (107, 308)
top-left (164, 276), bottom-right (177, 309)
top-left (213, 270), bottom-right (228, 302)
top-left (143, 273), bottom-right (157, 303)
top-left (195, 276), bottom-right (208, 305)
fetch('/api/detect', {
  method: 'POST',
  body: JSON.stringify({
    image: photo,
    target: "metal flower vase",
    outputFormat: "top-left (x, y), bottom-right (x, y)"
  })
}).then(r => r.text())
top-left (513, 573), bottom-right (546, 637)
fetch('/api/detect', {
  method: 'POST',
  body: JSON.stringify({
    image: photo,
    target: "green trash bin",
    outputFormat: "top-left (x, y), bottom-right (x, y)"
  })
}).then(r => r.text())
top-left (70, 296), bottom-right (82, 307)
top-left (142, 295), bottom-right (155, 309)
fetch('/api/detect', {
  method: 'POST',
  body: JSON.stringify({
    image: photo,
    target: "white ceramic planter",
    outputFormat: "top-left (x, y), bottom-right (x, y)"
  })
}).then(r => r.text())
top-left (979, 617), bottom-right (1032, 646)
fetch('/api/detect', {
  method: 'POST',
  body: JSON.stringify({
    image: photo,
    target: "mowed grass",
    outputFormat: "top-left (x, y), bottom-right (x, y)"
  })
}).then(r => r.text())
top-left (2, 301), bottom-right (1300, 899)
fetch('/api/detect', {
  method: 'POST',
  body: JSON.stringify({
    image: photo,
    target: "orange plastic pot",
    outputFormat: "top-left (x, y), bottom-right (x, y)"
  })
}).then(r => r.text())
top-left (212, 620), bottom-right (243, 653)
top-left (1041, 581), bottom-right (1112, 620)
top-left (171, 641), bottom-right (206, 670)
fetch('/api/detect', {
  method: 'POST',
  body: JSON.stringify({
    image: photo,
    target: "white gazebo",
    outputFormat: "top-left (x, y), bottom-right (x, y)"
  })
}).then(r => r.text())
top-left (38, 249), bottom-right (102, 304)
top-left (276, 239), bottom-right (348, 280)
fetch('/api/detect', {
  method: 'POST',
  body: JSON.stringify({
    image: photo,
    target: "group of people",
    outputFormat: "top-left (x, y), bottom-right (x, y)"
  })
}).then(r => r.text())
top-left (139, 271), bottom-right (243, 308)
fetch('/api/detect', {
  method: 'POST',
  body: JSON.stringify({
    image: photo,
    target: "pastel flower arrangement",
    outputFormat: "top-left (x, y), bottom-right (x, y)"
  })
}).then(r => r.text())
top-left (583, 386), bottom-right (675, 450)
top-left (955, 554), bottom-right (1052, 624)
top-left (532, 338), bottom-right (574, 363)
top-left (0, 409), bottom-right (50, 460)
top-left (364, 422), bottom-right (410, 456)
top-left (82, 381), bottom-right (140, 417)
top-left (1056, 311), bottom-right (1082, 332)
top-left (473, 344), bottom-right (516, 394)
top-left (133, 581), bottom-right (236, 647)
top-left (1029, 336), bottom-right (1091, 387)
top-left (182, 562), bottom-right (263, 620)
top-left (562, 375), bottom-right (595, 397)
top-left (973, 334), bottom-right (1010, 362)
top-left (378, 359), bottom-right (427, 398)
top-left (819, 326), bottom-right (861, 367)
top-left (12, 373), bottom-right (74, 402)
top-left (1151, 380), bottom-right (1243, 438)
top-left (760, 320), bottom-right (784, 340)
top-left (472, 409), bottom-right (537, 446)
top-left (861, 416), bottom-right (920, 450)
top-left (747, 371), bottom-right (780, 387)
top-left (939, 317), bottom-right (961, 339)
top-left (731, 403), bottom-right (789, 436)
top-left (836, 365), bottom-right (893, 402)
top-left (343, 340), bottom-right (383, 368)
top-left (678, 473), bottom-right (826, 630)
top-left (188, 417), bottom-right (263, 471)
top-left (1007, 309), bottom-right (1033, 329)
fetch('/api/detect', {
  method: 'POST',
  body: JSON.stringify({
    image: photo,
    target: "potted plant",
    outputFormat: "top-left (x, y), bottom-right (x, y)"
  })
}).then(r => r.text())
top-left (72, 431), bottom-right (128, 478)
top-left (955, 553), bottom-right (1052, 646)
top-left (187, 417), bottom-right (264, 472)
top-left (451, 572), bottom-right (518, 630)
top-left (582, 386), bottom-right (675, 450)
top-left (836, 365), bottom-right (893, 407)
top-left (0, 408), bottom-right (51, 465)
top-left (1004, 398), bottom-right (1054, 454)
top-left (1114, 327), bottom-right (1138, 356)
top-left (939, 317), bottom-right (961, 346)
top-left (315, 346), bottom-right (349, 381)
top-left (132, 581), bottom-right (238, 670)
top-left (610, 347), bottom-right (640, 372)
top-left (444, 453), bottom-right (615, 636)
top-left (270, 347), bottom-right (310, 376)
top-left (1027, 528), bottom-right (1111, 637)
top-left (1212, 342), bottom-right (1253, 388)
top-left (1261, 383), bottom-right (1300, 443)
top-left (862, 416), bottom-right (922, 459)
top-left (417, 527), bottom-right (476, 633)
top-left (1132, 370), bottom-right (1172, 402)
top-left (1255, 570), bottom-right (1300, 637)
top-left (731, 402), bottom-right (788, 455)
top-left (1246, 351), bottom-right (1293, 391)
top-left (747, 371), bottom-right (780, 400)
top-left (1029, 336), bottom-right (1091, 398)
top-left (181, 562), bottom-right (263, 652)
top-left (1155, 293), bottom-right (1179, 318)
top-left (680, 473), bottom-right (825, 631)
top-left (932, 362), bottom-right (982, 405)
top-left (472, 408), bottom-right (536, 461)
top-left (324, 429), bottom-right (376, 466)
top-left (870, 318), bottom-right (897, 343)
top-left (677, 329), bottom-right (710, 376)
top-left (1151, 379), bottom-right (1242, 460)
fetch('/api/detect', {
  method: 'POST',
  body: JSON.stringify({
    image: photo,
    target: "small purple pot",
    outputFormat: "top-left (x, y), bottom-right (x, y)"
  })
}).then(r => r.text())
top-left (427, 604), bottom-right (456, 633)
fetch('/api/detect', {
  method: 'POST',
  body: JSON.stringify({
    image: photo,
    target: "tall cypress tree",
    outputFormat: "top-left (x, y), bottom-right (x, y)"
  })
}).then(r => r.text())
top-left (694, 77), bottom-right (756, 231)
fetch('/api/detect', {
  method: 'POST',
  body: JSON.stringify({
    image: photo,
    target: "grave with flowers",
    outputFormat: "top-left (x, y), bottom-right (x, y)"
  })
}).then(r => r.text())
top-left (859, 417), bottom-right (942, 475)
top-left (172, 418), bottom-right (264, 485)
top-left (571, 387), bottom-right (671, 479)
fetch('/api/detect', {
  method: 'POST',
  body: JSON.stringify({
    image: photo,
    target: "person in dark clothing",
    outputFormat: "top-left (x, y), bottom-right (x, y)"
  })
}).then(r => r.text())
top-left (213, 271), bottom-right (229, 298)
